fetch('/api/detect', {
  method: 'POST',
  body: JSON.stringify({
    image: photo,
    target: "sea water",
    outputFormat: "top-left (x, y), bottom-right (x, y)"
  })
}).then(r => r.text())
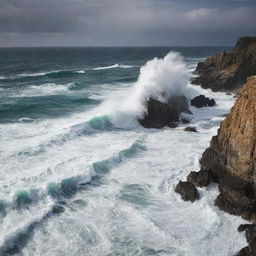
top-left (0, 47), bottom-right (247, 255)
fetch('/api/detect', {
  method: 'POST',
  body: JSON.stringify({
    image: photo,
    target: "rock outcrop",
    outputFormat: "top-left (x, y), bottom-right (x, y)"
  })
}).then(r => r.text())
top-left (200, 76), bottom-right (256, 220)
top-left (191, 37), bottom-right (256, 92)
top-left (139, 96), bottom-right (190, 128)
top-left (191, 95), bottom-right (216, 108)
top-left (236, 224), bottom-right (256, 256)
top-left (175, 181), bottom-right (199, 202)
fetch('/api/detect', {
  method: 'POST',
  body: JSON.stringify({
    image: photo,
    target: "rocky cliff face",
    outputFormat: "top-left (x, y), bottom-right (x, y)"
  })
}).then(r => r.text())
top-left (200, 76), bottom-right (256, 220)
top-left (191, 37), bottom-right (256, 92)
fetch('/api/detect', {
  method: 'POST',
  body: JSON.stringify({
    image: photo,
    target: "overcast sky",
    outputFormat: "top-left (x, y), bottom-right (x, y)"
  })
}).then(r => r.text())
top-left (0, 0), bottom-right (255, 47)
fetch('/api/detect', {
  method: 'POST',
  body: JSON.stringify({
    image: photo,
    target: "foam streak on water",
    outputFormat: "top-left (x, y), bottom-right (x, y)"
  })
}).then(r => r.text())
top-left (0, 47), bottom-right (245, 256)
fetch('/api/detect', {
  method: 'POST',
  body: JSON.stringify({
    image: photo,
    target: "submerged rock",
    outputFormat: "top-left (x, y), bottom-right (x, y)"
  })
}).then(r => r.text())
top-left (191, 37), bottom-right (256, 92)
top-left (184, 127), bottom-right (197, 132)
top-left (139, 96), bottom-right (190, 129)
top-left (191, 95), bottom-right (216, 108)
top-left (200, 76), bottom-right (256, 220)
top-left (175, 181), bottom-right (199, 202)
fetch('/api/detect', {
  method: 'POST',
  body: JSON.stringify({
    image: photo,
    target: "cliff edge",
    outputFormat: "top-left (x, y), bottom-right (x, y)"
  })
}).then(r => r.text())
top-left (200, 76), bottom-right (256, 220)
top-left (191, 37), bottom-right (256, 92)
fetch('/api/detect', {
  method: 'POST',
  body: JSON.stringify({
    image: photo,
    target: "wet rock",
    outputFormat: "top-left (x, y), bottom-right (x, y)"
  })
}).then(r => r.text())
top-left (184, 127), bottom-right (197, 132)
top-left (175, 181), bottom-right (199, 202)
top-left (237, 224), bottom-right (256, 256)
top-left (200, 76), bottom-right (256, 220)
top-left (139, 96), bottom-right (190, 129)
top-left (236, 247), bottom-right (250, 256)
top-left (238, 224), bottom-right (252, 233)
top-left (180, 118), bottom-right (190, 124)
top-left (191, 37), bottom-right (256, 92)
top-left (191, 95), bottom-right (216, 108)
top-left (187, 170), bottom-right (211, 187)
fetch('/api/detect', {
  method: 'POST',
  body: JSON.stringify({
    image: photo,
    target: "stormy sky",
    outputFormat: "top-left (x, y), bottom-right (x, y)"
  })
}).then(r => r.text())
top-left (0, 0), bottom-right (255, 47)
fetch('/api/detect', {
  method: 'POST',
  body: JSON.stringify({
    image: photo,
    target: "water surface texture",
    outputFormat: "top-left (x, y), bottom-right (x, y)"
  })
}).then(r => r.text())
top-left (0, 47), bottom-right (246, 256)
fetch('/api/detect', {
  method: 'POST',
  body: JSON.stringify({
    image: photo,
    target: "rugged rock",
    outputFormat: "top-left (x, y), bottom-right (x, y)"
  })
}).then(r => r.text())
top-left (236, 224), bottom-right (256, 256)
top-left (191, 95), bottom-right (216, 108)
top-left (175, 181), bottom-right (199, 202)
top-left (236, 247), bottom-right (250, 256)
top-left (187, 170), bottom-right (211, 187)
top-left (139, 96), bottom-right (190, 129)
top-left (191, 37), bottom-right (256, 92)
top-left (184, 127), bottom-right (197, 132)
top-left (200, 76), bottom-right (256, 220)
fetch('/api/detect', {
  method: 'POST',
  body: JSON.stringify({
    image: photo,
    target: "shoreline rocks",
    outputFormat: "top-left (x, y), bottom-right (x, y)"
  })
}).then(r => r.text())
top-left (199, 76), bottom-right (256, 221)
top-left (191, 37), bottom-right (256, 92)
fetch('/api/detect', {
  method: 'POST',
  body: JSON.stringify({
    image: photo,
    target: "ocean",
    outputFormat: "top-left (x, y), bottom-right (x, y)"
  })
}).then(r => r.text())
top-left (0, 47), bottom-right (247, 255)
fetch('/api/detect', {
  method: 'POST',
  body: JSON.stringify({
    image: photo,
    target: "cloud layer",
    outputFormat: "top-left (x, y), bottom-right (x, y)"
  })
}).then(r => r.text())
top-left (0, 0), bottom-right (255, 46)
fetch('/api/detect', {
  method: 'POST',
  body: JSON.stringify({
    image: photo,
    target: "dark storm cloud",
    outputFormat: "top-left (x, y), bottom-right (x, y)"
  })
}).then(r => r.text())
top-left (0, 0), bottom-right (255, 46)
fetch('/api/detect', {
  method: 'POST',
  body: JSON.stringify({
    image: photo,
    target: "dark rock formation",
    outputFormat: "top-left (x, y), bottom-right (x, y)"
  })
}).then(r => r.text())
top-left (191, 95), bottom-right (216, 108)
top-left (181, 118), bottom-right (190, 124)
top-left (200, 76), bottom-right (256, 221)
top-left (236, 224), bottom-right (256, 256)
top-left (191, 37), bottom-right (256, 92)
top-left (175, 181), bottom-right (199, 202)
top-left (187, 170), bottom-right (211, 187)
top-left (139, 96), bottom-right (190, 129)
top-left (184, 127), bottom-right (197, 132)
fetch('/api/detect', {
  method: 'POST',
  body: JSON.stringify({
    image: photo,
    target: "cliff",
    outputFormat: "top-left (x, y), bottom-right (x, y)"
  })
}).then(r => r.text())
top-left (200, 76), bottom-right (256, 220)
top-left (191, 37), bottom-right (256, 92)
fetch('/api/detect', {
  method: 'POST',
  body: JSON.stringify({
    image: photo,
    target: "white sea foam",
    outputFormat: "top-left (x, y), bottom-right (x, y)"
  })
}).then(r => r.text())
top-left (0, 51), bottom-right (246, 256)
top-left (17, 83), bottom-right (75, 97)
top-left (93, 52), bottom-right (191, 128)
top-left (92, 64), bottom-right (135, 70)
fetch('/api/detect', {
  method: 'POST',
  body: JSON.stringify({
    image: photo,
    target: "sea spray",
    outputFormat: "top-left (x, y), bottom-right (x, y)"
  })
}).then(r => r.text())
top-left (94, 52), bottom-right (191, 128)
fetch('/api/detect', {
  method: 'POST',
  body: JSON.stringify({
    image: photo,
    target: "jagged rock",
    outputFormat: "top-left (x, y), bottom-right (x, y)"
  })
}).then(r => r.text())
top-left (238, 224), bottom-right (252, 233)
top-left (236, 224), bottom-right (256, 256)
top-left (139, 96), bottom-right (190, 129)
top-left (191, 37), bottom-right (256, 92)
top-left (175, 181), bottom-right (199, 202)
top-left (187, 170), bottom-right (211, 187)
top-left (184, 127), bottom-right (197, 132)
top-left (191, 95), bottom-right (216, 108)
top-left (200, 76), bottom-right (256, 220)
top-left (236, 247), bottom-right (250, 256)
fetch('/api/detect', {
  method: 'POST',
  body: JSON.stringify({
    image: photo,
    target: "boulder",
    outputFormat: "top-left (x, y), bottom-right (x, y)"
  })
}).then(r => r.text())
top-left (184, 127), bottom-right (197, 132)
top-left (191, 37), bottom-right (256, 92)
top-left (175, 181), bottom-right (199, 202)
top-left (191, 95), bottom-right (216, 108)
top-left (139, 96), bottom-right (190, 129)
top-left (187, 170), bottom-right (211, 187)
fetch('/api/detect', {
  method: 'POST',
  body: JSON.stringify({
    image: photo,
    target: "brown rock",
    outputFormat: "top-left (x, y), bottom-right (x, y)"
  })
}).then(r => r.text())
top-left (200, 76), bottom-right (256, 220)
top-left (191, 37), bottom-right (256, 92)
top-left (187, 170), bottom-right (211, 187)
top-left (175, 181), bottom-right (199, 202)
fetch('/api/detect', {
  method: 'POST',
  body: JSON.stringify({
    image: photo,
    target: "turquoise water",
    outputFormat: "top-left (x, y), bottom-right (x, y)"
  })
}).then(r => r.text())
top-left (0, 47), bottom-right (246, 256)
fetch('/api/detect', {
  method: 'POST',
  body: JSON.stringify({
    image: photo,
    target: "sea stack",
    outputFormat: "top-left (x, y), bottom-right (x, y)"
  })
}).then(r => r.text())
top-left (191, 37), bottom-right (256, 92)
top-left (200, 76), bottom-right (256, 220)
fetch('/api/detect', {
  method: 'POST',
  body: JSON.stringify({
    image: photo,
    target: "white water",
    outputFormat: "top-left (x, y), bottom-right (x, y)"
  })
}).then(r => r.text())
top-left (0, 52), bottom-right (248, 256)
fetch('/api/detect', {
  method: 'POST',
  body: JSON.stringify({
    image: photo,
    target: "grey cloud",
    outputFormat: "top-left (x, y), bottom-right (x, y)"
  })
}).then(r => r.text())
top-left (0, 0), bottom-right (255, 46)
